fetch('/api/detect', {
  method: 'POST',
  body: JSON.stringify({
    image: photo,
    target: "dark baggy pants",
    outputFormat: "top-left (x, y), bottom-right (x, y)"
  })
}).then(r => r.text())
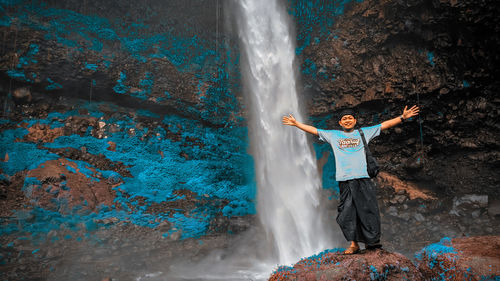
top-left (337, 178), bottom-right (381, 246)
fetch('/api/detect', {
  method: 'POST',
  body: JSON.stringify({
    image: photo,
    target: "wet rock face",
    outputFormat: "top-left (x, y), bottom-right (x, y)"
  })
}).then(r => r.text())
top-left (301, 0), bottom-right (499, 200)
top-left (303, 1), bottom-right (500, 254)
top-left (302, 0), bottom-right (500, 111)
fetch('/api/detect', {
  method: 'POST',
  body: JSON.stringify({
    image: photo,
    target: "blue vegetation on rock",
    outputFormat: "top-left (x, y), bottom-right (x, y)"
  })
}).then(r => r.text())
top-left (0, 102), bottom-right (256, 243)
top-left (427, 51), bottom-right (435, 66)
top-left (415, 237), bottom-right (459, 280)
top-left (414, 237), bottom-right (498, 280)
top-left (0, 128), bottom-right (60, 176)
top-left (46, 78), bottom-right (62, 90)
top-left (1, 0), bottom-right (242, 125)
top-left (288, 0), bottom-right (360, 55)
top-left (0, 0), bottom-right (348, 246)
top-left (415, 237), bottom-right (457, 265)
top-left (272, 248), bottom-right (345, 277)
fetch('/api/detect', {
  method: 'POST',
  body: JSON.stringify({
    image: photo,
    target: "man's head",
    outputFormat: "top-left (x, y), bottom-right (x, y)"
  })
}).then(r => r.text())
top-left (338, 108), bottom-right (357, 132)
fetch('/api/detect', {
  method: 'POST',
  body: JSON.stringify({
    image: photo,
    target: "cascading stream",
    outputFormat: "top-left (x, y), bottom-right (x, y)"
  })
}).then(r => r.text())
top-left (235, 0), bottom-right (333, 265)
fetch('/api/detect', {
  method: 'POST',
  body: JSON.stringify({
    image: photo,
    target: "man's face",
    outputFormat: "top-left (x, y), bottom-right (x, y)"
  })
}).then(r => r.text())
top-left (339, 115), bottom-right (357, 131)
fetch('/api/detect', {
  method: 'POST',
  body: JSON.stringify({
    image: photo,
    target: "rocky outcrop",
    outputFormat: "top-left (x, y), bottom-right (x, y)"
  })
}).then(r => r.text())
top-left (269, 248), bottom-right (423, 281)
top-left (269, 236), bottom-right (500, 281)
top-left (416, 236), bottom-right (500, 280)
top-left (25, 158), bottom-right (118, 211)
top-left (301, 0), bottom-right (500, 195)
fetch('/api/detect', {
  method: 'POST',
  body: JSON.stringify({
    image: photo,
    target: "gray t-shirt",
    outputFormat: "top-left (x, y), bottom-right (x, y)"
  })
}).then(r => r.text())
top-left (317, 124), bottom-right (381, 181)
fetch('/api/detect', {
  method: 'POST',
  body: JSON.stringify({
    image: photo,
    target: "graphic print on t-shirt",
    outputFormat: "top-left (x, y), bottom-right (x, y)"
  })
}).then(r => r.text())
top-left (338, 138), bottom-right (360, 149)
top-left (317, 124), bottom-right (381, 181)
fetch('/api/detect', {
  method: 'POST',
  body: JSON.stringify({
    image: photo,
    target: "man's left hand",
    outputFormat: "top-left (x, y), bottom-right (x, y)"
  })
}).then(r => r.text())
top-left (402, 105), bottom-right (420, 120)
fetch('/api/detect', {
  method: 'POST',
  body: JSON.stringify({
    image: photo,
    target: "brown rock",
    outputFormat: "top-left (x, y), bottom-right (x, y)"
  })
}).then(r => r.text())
top-left (26, 158), bottom-right (117, 212)
top-left (377, 172), bottom-right (436, 200)
top-left (384, 82), bottom-right (394, 94)
top-left (24, 123), bottom-right (64, 143)
top-left (12, 87), bottom-right (32, 103)
top-left (416, 236), bottom-right (500, 281)
top-left (362, 87), bottom-right (377, 102)
top-left (107, 141), bottom-right (117, 151)
top-left (269, 249), bottom-right (423, 281)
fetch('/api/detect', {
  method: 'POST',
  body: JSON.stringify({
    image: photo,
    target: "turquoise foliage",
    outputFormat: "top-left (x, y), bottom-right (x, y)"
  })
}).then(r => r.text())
top-left (288, 0), bottom-right (359, 84)
top-left (4, 43), bottom-right (39, 83)
top-left (288, 0), bottom-right (358, 55)
top-left (272, 248), bottom-right (345, 277)
top-left (136, 109), bottom-right (160, 118)
top-left (415, 237), bottom-right (457, 274)
top-left (301, 58), bottom-right (317, 79)
top-left (84, 63), bottom-right (98, 71)
top-left (0, 128), bottom-right (60, 176)
top-left (113, 71), bottom-right (129, 94)
top-left (46, 78), bottom-right (62, 90)
top-left (427, 51), bottom-right (435, 66)
top-left (415, 237), bottom-right (457, 262)
top-left (2, 0), bottom-right (242, 125)
top-left (16, 44), bottom-right (39, 68)
top-left (0, 102), bottom-right (256, 242)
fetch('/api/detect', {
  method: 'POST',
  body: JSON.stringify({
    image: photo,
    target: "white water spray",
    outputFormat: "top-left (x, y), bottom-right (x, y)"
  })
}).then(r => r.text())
top-left (236, 0), bottom-right (333, 265)
top-left (163, 2), bottom-right (336, 279)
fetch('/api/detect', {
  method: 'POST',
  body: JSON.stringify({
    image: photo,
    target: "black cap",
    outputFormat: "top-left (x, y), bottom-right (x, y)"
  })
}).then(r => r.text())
top-left (338, 108), bottom-right (356, 121)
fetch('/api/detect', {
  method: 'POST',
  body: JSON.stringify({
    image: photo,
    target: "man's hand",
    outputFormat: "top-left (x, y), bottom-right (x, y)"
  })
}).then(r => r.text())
top-left (402, 105), bottom-right (420, 120)
top-left (282, 114), bottom-right (318, 136)
top-left (381, 105), bottom-right (421, 131)
top-left (282, 114), bottom-right (298, 126)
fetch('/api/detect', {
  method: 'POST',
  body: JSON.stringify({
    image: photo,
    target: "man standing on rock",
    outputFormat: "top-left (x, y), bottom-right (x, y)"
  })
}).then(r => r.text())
top-left (282, 105), bottom-right (420, 254)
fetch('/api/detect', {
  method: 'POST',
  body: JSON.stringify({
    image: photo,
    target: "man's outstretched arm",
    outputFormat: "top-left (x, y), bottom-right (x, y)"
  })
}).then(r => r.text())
top-left (381, 105), bottom-right (420, 131)
top-left (282, 114), bottom-right (318, 136)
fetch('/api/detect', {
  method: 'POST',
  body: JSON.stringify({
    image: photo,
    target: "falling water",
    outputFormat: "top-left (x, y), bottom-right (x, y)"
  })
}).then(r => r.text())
top-left (235, 0), bottom-right (333, 265)
top-left (164, 1), bottom-right (335, 279)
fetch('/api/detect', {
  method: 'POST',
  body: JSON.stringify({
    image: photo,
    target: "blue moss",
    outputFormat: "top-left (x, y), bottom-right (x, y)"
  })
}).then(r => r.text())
top-left (370, 265), bottom-right (379, 280)
top-left (2, 1), bottom-right (243, 126)
top-left (46, 78), bottom-right (62, 90)
top-left (288, 0), bottom-right (356, 55)
top-left (427, 51), bottom-right (435, 66)
top-left (7, 69), bottom-right (30, 82)
top-left (16, 44), bottom-right (39, 68)
top-left (416, 237), bottom-right (456, 261)
top-left (84, 63), bottom-right (98, 71)
top-left (125, 71), bottom-right (154, 100)
top-left (415, 237), bottom-right (457, 272)
top-left (301, 58), bottom-right (317, 78)
top-left (0, 0), bottom-right (252, 237)
top-left (136, 109), bottom-right (160, 118)
top-left (65, 165), bottom-right (76, 174)
top-left (36, 108), bottom-right (256, 224)
top-left (165, 213), bottom-right (210, 240)
top-left (113, 71), bottom-right (130, 94)
top-left (0, 128), bottom-right (60, 176)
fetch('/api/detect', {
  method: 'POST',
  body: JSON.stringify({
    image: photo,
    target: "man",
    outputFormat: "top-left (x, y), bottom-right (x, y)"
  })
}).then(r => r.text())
top-left (282, 105), bottom-right (420, 254)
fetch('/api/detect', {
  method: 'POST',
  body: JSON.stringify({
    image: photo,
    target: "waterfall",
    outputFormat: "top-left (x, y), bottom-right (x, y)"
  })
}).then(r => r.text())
top-left (235, 0), bottom-right (332, 265)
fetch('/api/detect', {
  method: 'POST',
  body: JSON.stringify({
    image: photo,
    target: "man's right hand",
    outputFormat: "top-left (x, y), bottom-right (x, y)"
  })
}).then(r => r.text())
top-left (282, 114), bottom-right (319, 136)
top-left (282, 114), bottom-right (297, 126)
